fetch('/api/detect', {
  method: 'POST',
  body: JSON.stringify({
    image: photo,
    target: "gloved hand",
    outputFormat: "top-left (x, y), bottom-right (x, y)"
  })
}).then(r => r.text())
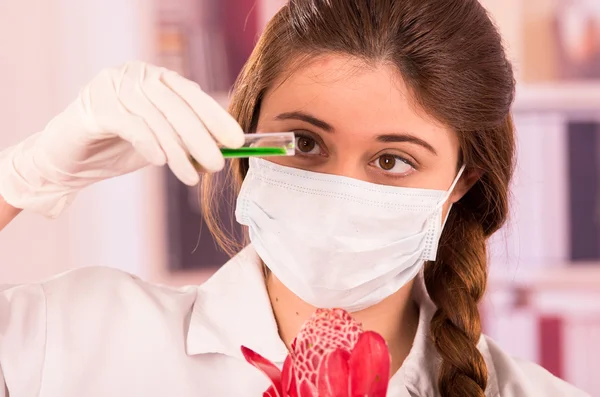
top-left (0, 61), bottom-right (244, 218)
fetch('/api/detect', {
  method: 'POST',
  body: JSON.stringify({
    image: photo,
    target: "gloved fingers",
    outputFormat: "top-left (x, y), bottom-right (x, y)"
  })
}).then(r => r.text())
top-left (107, 114), bottom-right (167, 167)
top-left (143, 67), bottom-right (225, 174)
top-left (161, 70), bottom-right (245, 149)
top-left (77, 70), bottom-right (168, 167)
top-left (117, 64), bottom-right (200, 186)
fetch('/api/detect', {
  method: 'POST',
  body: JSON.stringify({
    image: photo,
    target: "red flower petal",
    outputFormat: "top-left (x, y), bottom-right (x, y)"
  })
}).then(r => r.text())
top-left (241, 346), bottom-right (283, 396)
top-left (283, 355), bottom-right (314, 397)
top-left (282, 355), bottom-right (295, 397)
top-left (264, 386), bottom-right (280, 397)
top-left (317, 349), bottom-right (351, 397)
top-left (298, 379), bottom-right (318, 397)
top-left (348, 332), bottom-right (391, 397)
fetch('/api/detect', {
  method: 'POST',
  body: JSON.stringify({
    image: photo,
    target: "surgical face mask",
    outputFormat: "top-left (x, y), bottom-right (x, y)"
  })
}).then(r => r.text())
top-left (235, 158), bottom-right (465, 312)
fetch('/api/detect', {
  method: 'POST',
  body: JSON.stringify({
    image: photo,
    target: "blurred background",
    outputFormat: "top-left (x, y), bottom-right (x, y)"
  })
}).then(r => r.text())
top-left (0, 0), bottom-right (599, 394)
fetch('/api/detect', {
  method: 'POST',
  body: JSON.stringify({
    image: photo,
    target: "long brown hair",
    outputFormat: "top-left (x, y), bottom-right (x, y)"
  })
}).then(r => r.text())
top-left (201, 1), bottom-right (515, 396)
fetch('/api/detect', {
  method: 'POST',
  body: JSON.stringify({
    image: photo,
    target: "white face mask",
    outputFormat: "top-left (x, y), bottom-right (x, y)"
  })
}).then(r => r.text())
top-left (235, 158), bottom-right (465, 312)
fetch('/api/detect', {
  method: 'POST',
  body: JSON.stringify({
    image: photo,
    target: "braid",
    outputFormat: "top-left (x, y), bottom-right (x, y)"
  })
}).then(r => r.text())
top-left (424, 204), bottom-right (489, 397)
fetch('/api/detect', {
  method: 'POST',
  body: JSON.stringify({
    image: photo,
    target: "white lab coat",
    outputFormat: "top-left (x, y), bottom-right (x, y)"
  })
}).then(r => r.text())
top-left (0, 245), bottom-right (590, 397)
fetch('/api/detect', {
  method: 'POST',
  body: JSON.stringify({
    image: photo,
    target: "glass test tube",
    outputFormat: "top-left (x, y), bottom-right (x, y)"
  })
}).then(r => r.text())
top-left (219, 132), bottom-right (296, 158)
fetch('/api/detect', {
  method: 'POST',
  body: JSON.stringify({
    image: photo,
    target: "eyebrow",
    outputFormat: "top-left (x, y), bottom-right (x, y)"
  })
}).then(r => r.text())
top-left (275, 111), bottom-right (334, 132)
top-left (274, 110), bottom-right (437, 155)
top-left (376, 134), bottom-right (438, 155)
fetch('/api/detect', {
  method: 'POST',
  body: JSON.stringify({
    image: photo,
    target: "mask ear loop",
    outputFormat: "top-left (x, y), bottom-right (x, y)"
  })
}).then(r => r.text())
top-left (438, 164), bottom-right (467, 229)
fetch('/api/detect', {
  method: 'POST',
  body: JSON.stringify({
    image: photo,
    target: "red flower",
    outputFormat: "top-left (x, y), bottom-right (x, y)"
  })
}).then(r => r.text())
top-left (241, 308), bottom-right (391, 397)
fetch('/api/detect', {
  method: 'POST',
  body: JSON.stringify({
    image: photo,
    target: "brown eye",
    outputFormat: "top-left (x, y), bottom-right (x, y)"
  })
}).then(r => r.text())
top-left (378, 154), bottom-right (396, 170)
top-left (295, 135), bottom-right (322, 155)
top-left (372, 154), bottom-right (413, 175)
top-left (297, 136), bottom-right (316, 152)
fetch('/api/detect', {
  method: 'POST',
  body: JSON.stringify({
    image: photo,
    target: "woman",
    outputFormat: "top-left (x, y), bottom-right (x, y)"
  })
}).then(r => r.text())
top-left (0, 0), bottom-right (589, 396)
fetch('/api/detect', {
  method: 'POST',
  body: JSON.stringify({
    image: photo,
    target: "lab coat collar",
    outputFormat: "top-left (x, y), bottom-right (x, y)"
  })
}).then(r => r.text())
top-left (186, 245), bottom-right (500, 396)
top-left (186, 245), bottom-right (289, 363)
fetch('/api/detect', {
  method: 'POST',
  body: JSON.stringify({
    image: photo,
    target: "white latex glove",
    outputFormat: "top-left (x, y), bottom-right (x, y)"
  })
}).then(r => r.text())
top-left (0, 62), bottom-right (244, 218)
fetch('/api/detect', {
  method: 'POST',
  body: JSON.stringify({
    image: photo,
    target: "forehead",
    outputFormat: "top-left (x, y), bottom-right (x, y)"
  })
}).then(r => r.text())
top-left (260, 54), bottom-right (455, 149)
top-left (264, 55), bottom-right (410, 121)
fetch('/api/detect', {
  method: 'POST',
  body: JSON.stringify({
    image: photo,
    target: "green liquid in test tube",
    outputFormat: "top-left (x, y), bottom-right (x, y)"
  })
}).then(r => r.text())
top-left (220, 146), bottom-right (289, 158)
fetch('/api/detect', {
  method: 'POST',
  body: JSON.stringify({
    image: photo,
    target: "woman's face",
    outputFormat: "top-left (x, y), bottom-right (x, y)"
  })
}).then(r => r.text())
top-left (256, 54), bottom-right (473, 207)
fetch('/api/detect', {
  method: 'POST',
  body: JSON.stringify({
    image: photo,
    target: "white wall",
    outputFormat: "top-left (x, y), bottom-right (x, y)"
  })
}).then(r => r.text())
top-left (0, 0), bottom-right (157, 284)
